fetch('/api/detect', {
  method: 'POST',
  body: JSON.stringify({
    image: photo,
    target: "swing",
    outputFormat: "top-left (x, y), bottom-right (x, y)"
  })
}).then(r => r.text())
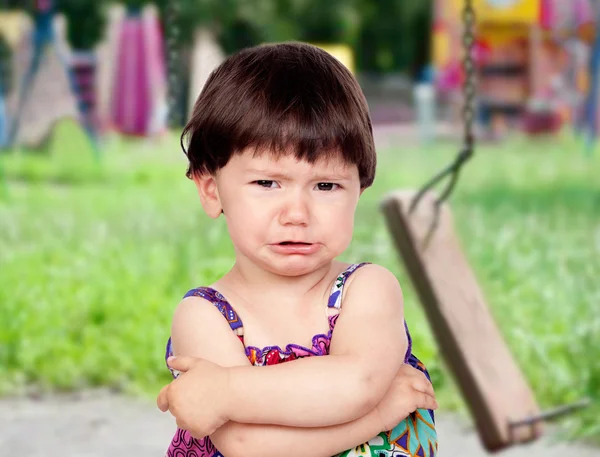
top-left (380, 0), bottom-right (589, 452)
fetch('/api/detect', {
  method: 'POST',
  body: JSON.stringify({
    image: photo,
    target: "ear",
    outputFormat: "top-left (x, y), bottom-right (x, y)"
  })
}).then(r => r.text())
top-left (192, 173), bottom-right (223, 218)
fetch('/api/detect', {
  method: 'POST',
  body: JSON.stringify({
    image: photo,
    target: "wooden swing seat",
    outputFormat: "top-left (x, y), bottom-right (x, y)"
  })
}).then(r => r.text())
top-left (380, 189), bottom-right (543, 452)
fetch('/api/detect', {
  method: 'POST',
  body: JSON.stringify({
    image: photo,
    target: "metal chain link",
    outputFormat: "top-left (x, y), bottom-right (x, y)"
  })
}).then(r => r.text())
top-left (462, 0), bottom-right (476, 149)
top-left (166, 0), bottom-right (181, 128)
top-left (409, 0), bottom-right (477, 244)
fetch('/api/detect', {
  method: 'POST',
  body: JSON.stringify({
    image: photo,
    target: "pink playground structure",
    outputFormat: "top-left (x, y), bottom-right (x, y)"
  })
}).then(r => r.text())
top-left (110, 6), bottom-right (167, 137)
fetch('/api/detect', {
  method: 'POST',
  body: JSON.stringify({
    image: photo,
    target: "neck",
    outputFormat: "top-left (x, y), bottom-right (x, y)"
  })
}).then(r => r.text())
top-left (223, 259), bottom-right (338, 308)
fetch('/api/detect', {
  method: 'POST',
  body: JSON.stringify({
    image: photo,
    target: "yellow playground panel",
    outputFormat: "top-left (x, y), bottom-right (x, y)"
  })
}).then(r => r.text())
top-left (434, 0), bottom-right (541, 68)
top-left (312, 44), bottom-right (355, 74)
top-left (434, 0), bottom-right (595, 135)
top-left (450, 0), bottom-right (540, 25)
top-left (0, 11), bottom-right (29, 47)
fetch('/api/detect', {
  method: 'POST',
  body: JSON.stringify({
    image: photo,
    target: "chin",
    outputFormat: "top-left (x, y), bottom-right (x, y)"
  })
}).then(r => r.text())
top-left (264, 256), bottom-right (331, 277)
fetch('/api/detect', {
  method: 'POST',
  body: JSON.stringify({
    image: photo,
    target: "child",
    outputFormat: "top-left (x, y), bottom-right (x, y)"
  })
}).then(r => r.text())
top-left (157, 42), bottom-right (439, 457)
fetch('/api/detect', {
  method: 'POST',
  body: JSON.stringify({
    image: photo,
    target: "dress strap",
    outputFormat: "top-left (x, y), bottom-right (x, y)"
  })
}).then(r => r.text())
top-left (327, 262), bottom-right (371, 310)
top-left (166, 287), bottom-right (244, 379)
top-left (183, 287), bottom-right (244, 334)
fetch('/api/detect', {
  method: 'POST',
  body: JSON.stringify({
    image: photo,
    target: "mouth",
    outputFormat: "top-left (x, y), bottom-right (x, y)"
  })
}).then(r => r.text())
top-left (270, 241), bottom-right (320, 255)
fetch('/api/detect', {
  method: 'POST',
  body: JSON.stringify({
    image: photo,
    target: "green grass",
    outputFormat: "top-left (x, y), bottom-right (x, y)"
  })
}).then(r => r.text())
top-left (1, 120), bottom-right (599, 441)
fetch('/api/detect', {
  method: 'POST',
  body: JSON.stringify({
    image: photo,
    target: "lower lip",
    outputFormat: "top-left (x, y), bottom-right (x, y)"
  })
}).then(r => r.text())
top-left (269, 243), bottom-right (321, 255)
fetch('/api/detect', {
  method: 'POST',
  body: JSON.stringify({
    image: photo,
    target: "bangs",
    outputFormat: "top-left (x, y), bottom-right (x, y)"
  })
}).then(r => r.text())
top-left (233, 101), bottom-right (369, 170)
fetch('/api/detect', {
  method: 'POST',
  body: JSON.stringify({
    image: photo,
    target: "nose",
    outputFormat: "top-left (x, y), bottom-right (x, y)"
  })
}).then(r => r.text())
top-left (279, 190), bottom-right (310, 226)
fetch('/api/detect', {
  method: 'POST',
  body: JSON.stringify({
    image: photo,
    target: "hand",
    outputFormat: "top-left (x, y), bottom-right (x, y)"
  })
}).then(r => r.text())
top-left (157, 356), bottom-right (231, 439)
top-left (375, 363), bottom-right (438, 431)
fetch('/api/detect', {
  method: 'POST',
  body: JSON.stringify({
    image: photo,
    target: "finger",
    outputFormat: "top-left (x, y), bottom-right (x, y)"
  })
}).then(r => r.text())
top-left (399, 364), bottom-right (424, 379)
top-left (417, 391), bottom-right (439, 411)
top-left (404, 368), bottom-right (435, 394)
top-left (157, 385), bottom-right (170, 412)
top-left (413, 378), bottom-right (436, 398)
top-left (397, 363), bottom-right (413, 375)
top-left (167, 355), bottom-right (200, 373)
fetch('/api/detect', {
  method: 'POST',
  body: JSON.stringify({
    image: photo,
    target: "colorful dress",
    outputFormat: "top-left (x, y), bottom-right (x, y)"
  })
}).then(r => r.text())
top-left (165, 263), bottom-right (438, 457)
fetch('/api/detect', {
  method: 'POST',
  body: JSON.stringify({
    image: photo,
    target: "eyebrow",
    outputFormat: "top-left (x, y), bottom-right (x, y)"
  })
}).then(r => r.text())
top-left (246, 169), bottom-right (352, 181)
top-left (246, 169), bottom-right (291, 180)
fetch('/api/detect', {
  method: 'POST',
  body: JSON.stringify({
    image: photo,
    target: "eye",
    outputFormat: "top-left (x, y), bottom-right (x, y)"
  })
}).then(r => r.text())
top-left (316, 183), bottom-right (339, 191)
top-left (254, 180), bottom-right (278, 188)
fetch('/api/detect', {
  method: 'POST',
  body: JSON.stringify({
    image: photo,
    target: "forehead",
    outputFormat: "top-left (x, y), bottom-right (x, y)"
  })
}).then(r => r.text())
top-left (229, 148), bottom-right (358, 176)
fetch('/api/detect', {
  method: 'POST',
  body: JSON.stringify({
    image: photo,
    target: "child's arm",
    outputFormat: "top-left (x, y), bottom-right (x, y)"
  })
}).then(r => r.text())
top-left (168, 297), bottom-right (383, 456)
top-left (166, 293), bottom-right (429, 457)
top-left (209, 364), bottom-right (437, 457)
top-left (224, 264), bottom-right (408, 427)
top-left (213, 410), bottom-right (384, 457)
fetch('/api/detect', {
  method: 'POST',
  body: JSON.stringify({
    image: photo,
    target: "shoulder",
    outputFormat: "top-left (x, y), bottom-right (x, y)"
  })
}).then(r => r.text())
top-left (173, 288), bottom-right (217, 319)
top-left (171, 288), bottom-right (236, 338)
top-left (342, 263), bottom-right (404, 309)
top-left (172, 292), bottom-right (212, 321)
top-left (346, 263), bottom-right (402, 292)
top-left (169, 289), bottom-right (248, 364)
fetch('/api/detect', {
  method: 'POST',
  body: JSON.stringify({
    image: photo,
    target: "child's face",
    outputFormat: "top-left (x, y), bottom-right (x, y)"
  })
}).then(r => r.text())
top-left (199, 148), bottom-right (363, 276)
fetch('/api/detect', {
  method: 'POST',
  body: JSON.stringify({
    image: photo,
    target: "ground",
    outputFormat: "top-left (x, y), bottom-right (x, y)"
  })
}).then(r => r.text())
top-left (1, 389), bottom-right (597, 457)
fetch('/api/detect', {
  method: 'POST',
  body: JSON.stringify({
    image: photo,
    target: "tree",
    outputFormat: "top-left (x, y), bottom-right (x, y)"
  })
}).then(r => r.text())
top-left (297, 0), bottom-right (360, 45)
top-left (58, 0), bottom-right (108, 51)
top-left (355, 0), bottom-right (432, 75)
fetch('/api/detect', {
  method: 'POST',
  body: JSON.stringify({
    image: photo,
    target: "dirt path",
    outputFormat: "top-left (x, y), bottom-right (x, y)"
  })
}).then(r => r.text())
top-left (1, 390), bottom-right (597, 457)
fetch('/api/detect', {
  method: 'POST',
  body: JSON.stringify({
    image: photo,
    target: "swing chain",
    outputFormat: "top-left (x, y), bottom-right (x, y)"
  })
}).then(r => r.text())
top-left (409, 0), bottom-right (477, 237)
top-left (462, 1), bottom-right (476, 154)
top-left (166, 0), bottom-right (181, 128)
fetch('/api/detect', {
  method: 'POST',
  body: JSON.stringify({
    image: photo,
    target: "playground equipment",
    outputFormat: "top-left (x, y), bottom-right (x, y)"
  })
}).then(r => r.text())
top-left (1, 0), bottom-right (100, 152)
top-left (0, 21), bottom-right (12, 149)
top-left (433, 0), bottom-right (599, 139)
top-left (187, 28), bottom-right (225, 119)
top-left (0, 9), bottom-right (29, 149)
top-left (383, 0), bottom-right (590, 452)
top-left (109, 4), bottom-right (167, 137)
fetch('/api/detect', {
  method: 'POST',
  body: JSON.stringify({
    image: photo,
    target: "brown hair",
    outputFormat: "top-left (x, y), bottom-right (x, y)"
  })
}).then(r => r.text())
top-left (181, 41), bottom-right (376, 188)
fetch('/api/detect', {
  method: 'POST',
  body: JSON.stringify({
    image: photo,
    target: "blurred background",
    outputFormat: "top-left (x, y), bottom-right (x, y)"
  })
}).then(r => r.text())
top-left (0, 0), bottom-right (599, 455)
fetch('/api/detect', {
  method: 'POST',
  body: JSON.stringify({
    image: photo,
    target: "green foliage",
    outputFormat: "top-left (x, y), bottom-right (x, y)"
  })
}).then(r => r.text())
top-left (0, 35), bottom-right (12, 95)
top-left (3, 0), bottom-right (433, 73)
top-left (57, 0), bottom-right (108, 51)
top-left (3, 0), bottom-right (433, 72)
top-left (153, 0), bottom-right (238, 48)
top-left (2, 0), bottom-right (32, 11)
top-left (1, 121), bottom-right (599, 441)
top-left (294, 0), bottom-right (361, 44)
top-left (151, 0), bottom-right (431, 73)
top-left (355, 0), bottom-right (432, 75)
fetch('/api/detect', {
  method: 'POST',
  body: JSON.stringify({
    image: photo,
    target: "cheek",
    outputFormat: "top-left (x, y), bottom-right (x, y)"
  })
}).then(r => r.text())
top-left (226, 217), bottom-right (261, 254)
top-left (322, 202), bottom-right (356, 244)
top-left (223, 197), bottom-right (269, 239)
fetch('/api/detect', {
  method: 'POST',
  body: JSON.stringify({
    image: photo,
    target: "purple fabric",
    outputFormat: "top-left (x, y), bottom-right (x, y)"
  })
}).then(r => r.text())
top-left (110, 14), bottom-right (152, 135)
